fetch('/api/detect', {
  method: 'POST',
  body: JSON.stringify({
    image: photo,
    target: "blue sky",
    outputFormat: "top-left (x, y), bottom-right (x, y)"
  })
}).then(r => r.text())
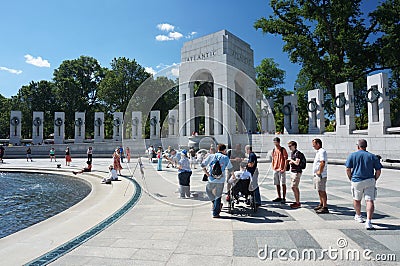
top-left (0, 0), bottom-right (378, 98)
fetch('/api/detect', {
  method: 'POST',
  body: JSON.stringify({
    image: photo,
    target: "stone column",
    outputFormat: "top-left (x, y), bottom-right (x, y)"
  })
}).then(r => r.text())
top-left (214, 87), bottom-right (224, 135)
top-left (9, 111), bottom-right (22, 145)
top-left (54, 112), bottom-right (65, 144)
top-left (367, 73), bottom-right (391, 136)
top-left (74, 112), bottom-right (85, 143)
top-left (168, 110), bottom-right (178, 137)
top-left (113, 112), bottom-right (123, 141)
top-left (150, 110), bottom-right (160, 139)
top-left (131, 111), bottom-right (142, 139)
top-left (32, 111), bottom-right (44, 145)
top-left (94, 112), bottom-right (104, 143)
top-left (335, 82), bottom-right (356, 136)
top-left (307, 89), bottom-right (325, 134)
top-left (283, 94), bottom-right (299, 134)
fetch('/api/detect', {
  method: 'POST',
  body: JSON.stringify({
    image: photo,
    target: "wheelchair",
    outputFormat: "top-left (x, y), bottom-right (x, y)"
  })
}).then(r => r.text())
top-left (228, 178), bottom-right (258, 213)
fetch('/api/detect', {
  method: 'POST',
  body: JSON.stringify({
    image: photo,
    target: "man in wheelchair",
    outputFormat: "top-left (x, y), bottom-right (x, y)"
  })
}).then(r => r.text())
top-left (228, 162), bottom-right (252, 203)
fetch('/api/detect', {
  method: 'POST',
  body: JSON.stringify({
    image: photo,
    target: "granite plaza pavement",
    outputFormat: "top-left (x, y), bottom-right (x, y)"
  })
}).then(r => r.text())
top-left (1, 156), bottom-right (399, 265)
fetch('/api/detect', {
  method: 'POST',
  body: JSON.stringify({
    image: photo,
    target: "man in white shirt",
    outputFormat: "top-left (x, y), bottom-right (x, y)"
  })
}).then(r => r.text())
top-left (312, 138), bottom-right (329, 214)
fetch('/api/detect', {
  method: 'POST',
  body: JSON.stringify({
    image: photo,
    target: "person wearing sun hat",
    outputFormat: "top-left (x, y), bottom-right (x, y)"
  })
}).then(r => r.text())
top-left (177, 149), bottom-right (192, 198)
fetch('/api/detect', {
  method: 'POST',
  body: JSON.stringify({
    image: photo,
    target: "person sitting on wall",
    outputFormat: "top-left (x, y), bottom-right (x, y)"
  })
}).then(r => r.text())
top-left (73, 161), bottom-right (92, 175)
top-left (102, 165), bottom-right (119, 184)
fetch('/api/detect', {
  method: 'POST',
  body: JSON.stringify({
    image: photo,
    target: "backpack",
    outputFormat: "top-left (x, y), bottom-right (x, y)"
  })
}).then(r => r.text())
top-left (297, 151), bottom-right (307, 170)
top-left (211, 157), bottom-right (223, 179)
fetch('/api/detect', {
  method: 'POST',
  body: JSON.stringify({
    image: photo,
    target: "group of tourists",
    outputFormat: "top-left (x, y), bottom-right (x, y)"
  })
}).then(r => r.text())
top-left (269, 137), bottom-right (381, 229)
top-left (148, 137), bottom-right (382, 229)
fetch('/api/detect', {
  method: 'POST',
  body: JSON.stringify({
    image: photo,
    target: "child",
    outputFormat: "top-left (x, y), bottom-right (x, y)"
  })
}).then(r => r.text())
top-left (156, 147), bottom-right (162, 171)
top-left (49, 147), bottom-right (56, 162)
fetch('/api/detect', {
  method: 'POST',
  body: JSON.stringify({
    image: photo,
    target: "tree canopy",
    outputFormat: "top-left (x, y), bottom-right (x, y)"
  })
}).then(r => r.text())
top-left (255, 0), bottom-right (400, 130)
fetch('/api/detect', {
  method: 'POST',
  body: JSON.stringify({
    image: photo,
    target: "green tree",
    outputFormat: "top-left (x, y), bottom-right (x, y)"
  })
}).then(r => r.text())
top-left (53, 56), bottom-right (105, 138)
top-left (97, 57), bottom-right (150, 138)
top-left (255, 58), bottom-right (289, 133)
top-left (255, 0), bottom-right (400, 121)
top-left (0, 94), bottom-right (12, 139)
top-left (255, 58), bottom-right (286, 97)
top-left (14, 81), bottom-right (58, 138)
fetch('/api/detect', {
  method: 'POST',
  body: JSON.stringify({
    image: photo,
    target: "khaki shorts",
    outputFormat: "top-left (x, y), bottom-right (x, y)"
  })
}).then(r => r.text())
top-left (313, 175), bottom-right (327, 191)
top-left (273, 170), bottom-right (286, 185)
top-left (290, 172), bottom-right (302, 187)
top-left (351, 178), bottom-right (376, 201)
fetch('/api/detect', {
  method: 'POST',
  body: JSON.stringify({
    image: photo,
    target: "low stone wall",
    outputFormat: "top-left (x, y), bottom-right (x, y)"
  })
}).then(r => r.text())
top-left (3, 133), bottom-right (399, 161)
top-left (250, 133), bottom-right (400, 161)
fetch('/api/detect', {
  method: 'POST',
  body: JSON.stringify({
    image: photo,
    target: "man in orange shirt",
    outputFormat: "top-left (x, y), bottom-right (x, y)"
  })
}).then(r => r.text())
top-left (271, 137), bottom-right (288, 203)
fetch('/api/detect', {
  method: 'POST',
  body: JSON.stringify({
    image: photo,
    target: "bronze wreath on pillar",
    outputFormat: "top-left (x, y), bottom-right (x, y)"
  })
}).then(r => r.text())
top-left (306, 99), bottom-right (318, 113)
top-left (365, 85), bottom-right (381, 103)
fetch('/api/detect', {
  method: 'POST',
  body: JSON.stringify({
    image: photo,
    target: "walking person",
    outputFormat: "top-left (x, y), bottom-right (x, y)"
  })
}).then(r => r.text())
top-left (0, 145), bottom-right (4, 163)
top-left (126, 147), bottom-right (131, 163)
top-left (202, 143), bottom-right (233, 218)
top-left (49, 147), bottom-right (56, 162)
top-left (87, 146), bottom-right (93, 163)
top-left (287, 141), bottom-right (303, 208)
top-left (271, 137), bottom-right (288, 203)
top-left (245, 145), bottom-right (261, 206)
top-left (147, 145), bottom-right (155, 162)
top-left (177, 150), bottom-right (192, 198)
top-left (119, 146), bottom-right (124, 163)
top-left (345, 139), bottom-right (382, 230)
top-left (188, 146), bottom-right (197, 169)
top-left (113, 148), bottom-right (123, 175)
top-left (26, 146), bottom-right (33, 162)
top-left (156, 147), bottom-right (162, 171)
top-left (65, 146), bottom-right (72, 166)
top-left (312, 138), bottom-right (329, 214)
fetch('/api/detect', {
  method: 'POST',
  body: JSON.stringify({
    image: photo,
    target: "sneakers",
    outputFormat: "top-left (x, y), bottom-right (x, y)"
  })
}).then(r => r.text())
top-left (281, 198), bottom-right (286, 204)
top-left (365, 221), bottom-right (375, 230)
top-left (290, 202), bottom-right (301, 209)
top-left (314, 204), bottom-right (323, 210)
top-left (354, 214), bottom-right (365, 223)
top-left (272, 197), bottom-right (282, 202)
top-left (316, 207), bottom-right (329, 214)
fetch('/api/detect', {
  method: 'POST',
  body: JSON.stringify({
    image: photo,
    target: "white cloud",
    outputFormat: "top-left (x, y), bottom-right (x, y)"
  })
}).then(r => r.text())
top-left (186, 31), bottom-right (197, 39)
top-left (155, 31), bottom-right (184, 42)
top-left (155, 34), bottom-right (173, 41)
top-left (0, 66), bottom-right (22, 75)
top-left (169, 31), bottom-right (183, 40)
top-left (24, 54), bottom-right (50, 67)
top-left (171, 67), bottom-right (179, 77)
top-left (145, 66), bottom-right (157, 75)
top-left (156, 31), bottom-right (183, 42)
top-left (157, 23), bottom-right (175, 32)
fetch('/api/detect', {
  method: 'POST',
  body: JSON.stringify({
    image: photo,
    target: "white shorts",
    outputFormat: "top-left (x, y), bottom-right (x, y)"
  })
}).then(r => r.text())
top-left (273, 170), bottom-right (286, 185)
top-left (351, 178), bottom-right (376, 201)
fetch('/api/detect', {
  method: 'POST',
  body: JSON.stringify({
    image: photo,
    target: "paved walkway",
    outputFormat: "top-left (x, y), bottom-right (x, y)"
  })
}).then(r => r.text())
top-left (1, 157), bottom-right (399, 265)
top-left (56, 158), bottom-right (400, 265)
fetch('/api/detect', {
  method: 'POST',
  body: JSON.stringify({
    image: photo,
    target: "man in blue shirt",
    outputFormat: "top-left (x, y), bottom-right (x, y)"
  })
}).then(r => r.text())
top-left (345, 139), bottom-right (382, 230)
top-left (202, 143), bottom-right (233, 218)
